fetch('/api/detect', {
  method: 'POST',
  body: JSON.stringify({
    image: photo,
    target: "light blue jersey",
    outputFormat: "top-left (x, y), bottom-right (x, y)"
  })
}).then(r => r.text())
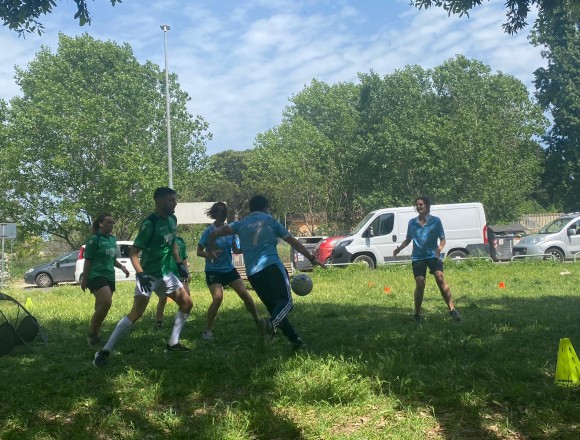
top-left (230, 211), bottom-right (290, 276)
top-left (199, 224), bottom-right (235, 272)
top-left (406, 214), bottom-right (445, 261)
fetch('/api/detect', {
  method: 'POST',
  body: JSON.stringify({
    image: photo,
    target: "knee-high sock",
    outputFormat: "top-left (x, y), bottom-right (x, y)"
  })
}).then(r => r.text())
top-left (169, 310), bottom-right (190, 346)
top-left (103, 316), bottom-right (132, 352)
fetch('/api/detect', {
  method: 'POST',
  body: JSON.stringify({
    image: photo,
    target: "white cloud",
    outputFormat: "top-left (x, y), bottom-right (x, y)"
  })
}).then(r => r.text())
top-left (0, 1), bottom-right (545, 154)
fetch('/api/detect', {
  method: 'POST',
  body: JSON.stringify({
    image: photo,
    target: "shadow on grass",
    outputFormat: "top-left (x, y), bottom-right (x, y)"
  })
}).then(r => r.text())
top-left (1, 289), bottom-right (579, 439)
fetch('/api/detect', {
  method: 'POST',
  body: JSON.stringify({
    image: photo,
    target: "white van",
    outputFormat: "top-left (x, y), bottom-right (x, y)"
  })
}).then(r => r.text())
top-left (74, 240), bottom-right (136, 283)
top-left (331, 203), bottom-right (488, 268)
top-left (512, 213), bottom-right (580, 262)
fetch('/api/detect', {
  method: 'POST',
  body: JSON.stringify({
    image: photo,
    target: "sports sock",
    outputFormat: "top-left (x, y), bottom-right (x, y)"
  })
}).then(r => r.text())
top-left (168, 310), bottom-right (190, 346)
top-left (103, 316), bottom-right (132, 352)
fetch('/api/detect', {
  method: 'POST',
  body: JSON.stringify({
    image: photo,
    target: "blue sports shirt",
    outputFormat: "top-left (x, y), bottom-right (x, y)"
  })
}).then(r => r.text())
top-left (406, 214), bottom-right (445, 261)
top-left (230, 211), bottom-right (290, 276)
top-left (199, 224), bottom-right (235, 272)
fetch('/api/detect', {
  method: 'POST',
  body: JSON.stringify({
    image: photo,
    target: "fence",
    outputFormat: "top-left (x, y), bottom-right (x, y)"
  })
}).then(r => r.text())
top-left (519, 213), bottom-right (563, 233)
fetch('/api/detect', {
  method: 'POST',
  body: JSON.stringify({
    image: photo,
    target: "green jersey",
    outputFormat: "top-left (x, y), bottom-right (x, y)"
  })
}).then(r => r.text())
top-left (176, 237), bottom-right (188, 261)
top-left (133, 213), bottom-right (178, 277)
top-left (84, 233), bottom-right (117, 282)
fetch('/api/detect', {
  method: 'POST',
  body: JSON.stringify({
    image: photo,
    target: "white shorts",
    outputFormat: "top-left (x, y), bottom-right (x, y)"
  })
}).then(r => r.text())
top-left (134, 273), bottom-right (183, 298)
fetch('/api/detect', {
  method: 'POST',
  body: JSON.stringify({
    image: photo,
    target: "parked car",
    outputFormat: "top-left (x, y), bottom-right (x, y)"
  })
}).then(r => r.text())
top-left (512, 213), bottom-right (580, 262)
top-left (75, 241), bottom-right (136, 283)
top-left (24, 250), bottom-right (80, 288)
top-left (312, 235), bottom-right (345, 265)
top-left (332, 202), bottom-right (488, 269)
top-left (291, 236), bottom-right (326, 271)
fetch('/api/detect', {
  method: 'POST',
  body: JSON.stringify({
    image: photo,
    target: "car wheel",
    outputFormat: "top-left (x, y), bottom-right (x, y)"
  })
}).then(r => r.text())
top-left (35, 273), bottom-right (53, 288)
top-left (353, 254), bottom-right (375, 269)
top-left (545, 247), bottom-right (564, 262)
top-left (447, 250), bottom-right (468, 260)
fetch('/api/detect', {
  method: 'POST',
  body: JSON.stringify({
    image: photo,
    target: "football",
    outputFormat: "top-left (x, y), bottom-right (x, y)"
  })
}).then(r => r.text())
top-left (291, 274), bottom-right (313, 296)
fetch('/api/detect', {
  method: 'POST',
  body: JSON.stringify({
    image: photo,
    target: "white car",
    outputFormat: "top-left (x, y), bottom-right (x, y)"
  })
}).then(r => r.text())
top-left (75, 240), bottom-right (136, 283)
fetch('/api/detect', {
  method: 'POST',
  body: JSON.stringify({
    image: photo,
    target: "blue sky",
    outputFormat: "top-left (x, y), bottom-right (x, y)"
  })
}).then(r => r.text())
top-left (0, 0), bottom-right (544, 155)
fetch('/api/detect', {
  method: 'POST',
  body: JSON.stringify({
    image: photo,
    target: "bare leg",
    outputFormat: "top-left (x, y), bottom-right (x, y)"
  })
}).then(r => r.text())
top-left (205, 284), bottom-right (224, 331)
top-left (229, 278), bottom-right (259, 322)
top-left (414, 276), bottom-right (426, 316)
top-left (90, 286), bottom-right (113, 337)
top-left (434, 271), bottom-right (455, 311)
top-left (156, 297), bottom-right (167, 324)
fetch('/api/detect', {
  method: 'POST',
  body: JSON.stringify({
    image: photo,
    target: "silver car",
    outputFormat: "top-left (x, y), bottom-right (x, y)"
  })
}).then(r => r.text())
top-left (512, 213), bottom-right (580, 261)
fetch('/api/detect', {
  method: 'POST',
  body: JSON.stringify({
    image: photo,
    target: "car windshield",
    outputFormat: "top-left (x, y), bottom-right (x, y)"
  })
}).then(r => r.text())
top-left (538, 217), bottom-right (575, 234)
top-left (349, 212), bottom-right (375, 235)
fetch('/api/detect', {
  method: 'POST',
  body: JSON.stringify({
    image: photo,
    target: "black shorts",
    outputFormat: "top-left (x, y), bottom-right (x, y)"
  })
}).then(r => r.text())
top-left (412, 258), bottom-right (444, 278)
top-left (87, 276), bottom-right (116, 294)
top-left (205, 268), bottom-right (241, 287)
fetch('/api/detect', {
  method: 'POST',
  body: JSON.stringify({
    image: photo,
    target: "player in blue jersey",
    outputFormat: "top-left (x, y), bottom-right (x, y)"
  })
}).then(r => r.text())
top-left (393, 196), bottom-right (462, 322)
top-left (197, 202), bottom-right (260, 341)
top-left (210, 195), bottom-right (325, 351)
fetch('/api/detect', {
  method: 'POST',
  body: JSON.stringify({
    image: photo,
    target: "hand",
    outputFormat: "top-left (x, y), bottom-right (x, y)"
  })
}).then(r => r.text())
top-left (121, 265), bottom-right (130, 278)
top-left (310, 257), bottom-right (327, 269)
top-left (177, 262), bottom-right (189, 279)
top-left (393, 247), bottom-right (400, 257)
top-left (80, 277), bottom-right (87, 292)
top-left (136, 272), bottom-right (154, 293)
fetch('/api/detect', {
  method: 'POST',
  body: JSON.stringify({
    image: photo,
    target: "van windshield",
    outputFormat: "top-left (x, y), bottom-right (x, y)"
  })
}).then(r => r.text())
top-left (538, 217), bottom-right (575, 234)
top-left (349, 212), bottom-right (375, 235)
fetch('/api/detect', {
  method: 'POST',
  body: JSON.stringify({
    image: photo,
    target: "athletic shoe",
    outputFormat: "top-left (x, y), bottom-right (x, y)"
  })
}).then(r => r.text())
top-left (87, 333), bottom-right (101, 346)
top-left (292, 337), bottom-right (308, 351)
top-left (201, 330), bottom-right (214, 341)
top-left (156, 320), bottom-right (163, 331)
top-left (450, 309), bottom-right (462, 322)
top-left (165, 343), bottom-right (190, 352)
top-left (257, 318), bottom-right (274, 352)
top-left (93, 350), bottom-right (109, 367)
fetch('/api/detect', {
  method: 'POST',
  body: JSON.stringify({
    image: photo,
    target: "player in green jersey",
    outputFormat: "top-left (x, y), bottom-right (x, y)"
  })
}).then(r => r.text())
top-left (93, 188), bottom-right (193, 367)
top-left (81, 213), bottom-right (130, 346)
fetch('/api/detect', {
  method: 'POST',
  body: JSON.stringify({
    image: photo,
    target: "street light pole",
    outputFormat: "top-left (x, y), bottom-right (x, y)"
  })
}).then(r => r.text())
top-left (161, 24), bottom-right (173, 189)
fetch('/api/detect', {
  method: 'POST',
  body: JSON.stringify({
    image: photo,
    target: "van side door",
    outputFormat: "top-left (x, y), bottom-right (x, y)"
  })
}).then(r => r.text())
top-left (364, 213), bottom-right (397, 264)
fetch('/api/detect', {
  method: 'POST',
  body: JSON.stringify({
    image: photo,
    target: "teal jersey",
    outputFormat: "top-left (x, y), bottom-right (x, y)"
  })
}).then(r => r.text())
top-left (133, 213), bottom-right (178, 277)
top-left (84, 233), bottom-right (117, 282)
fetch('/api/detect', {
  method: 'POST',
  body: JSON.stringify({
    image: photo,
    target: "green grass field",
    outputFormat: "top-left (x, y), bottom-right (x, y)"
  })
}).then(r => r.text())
top-left (1, 261), bottom-right (579, 439)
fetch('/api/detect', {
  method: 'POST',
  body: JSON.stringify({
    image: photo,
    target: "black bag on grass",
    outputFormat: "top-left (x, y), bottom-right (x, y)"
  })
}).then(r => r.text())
top-left (0, 293), bottom-right (47, 356)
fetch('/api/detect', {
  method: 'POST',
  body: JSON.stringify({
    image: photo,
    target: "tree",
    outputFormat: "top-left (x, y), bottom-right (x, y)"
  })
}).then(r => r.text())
top-left (2, 33), bottom-right (210, 248)
top-left (0, 0), bottom-right (120, 35)
top-left (184, 149), bottom-right (255, 222)
top-left (412, 0), bottom-right (575, 34)
top-left (532, 3), bottom-right (580, 211)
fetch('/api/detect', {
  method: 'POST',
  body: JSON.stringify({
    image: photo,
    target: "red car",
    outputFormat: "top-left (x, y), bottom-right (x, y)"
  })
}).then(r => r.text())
top-left (312, 236), bottom-right (345, 264)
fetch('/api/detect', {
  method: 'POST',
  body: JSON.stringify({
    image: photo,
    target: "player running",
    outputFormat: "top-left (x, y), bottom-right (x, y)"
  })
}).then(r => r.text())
top-left (210, 195), bottom-right (325, 351)
top-left (93, 187), bottom-right (193, 367)
top-left (197, 202), bottom-right (260, 341)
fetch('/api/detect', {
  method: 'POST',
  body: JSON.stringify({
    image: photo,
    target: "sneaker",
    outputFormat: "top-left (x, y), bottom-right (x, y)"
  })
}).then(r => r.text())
top-left (201, 330), bottom-right (214, 341)
top-left (257, 318), bottom-right (275, 352)
top-left (450, 309), bottom-right (462, 322)
top-left (165, 342), bottom-right (190, 352)
top-left (87, 333), bottom-right (101, 346)
top-left (93, 350), bottom-right (109, 367)
top-left (156, 320), bottom-right (163, 331)
top-left (292, 337), bottom-right (308, 351)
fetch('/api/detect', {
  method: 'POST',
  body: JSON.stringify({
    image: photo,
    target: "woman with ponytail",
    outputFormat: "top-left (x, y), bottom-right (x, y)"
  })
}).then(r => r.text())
top-left (81, 213), bottom-right (130, 345)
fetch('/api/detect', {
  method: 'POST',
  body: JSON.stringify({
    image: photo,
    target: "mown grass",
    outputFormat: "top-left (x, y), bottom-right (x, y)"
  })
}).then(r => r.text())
top-left (1, 260), bottom-right (579, 439)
